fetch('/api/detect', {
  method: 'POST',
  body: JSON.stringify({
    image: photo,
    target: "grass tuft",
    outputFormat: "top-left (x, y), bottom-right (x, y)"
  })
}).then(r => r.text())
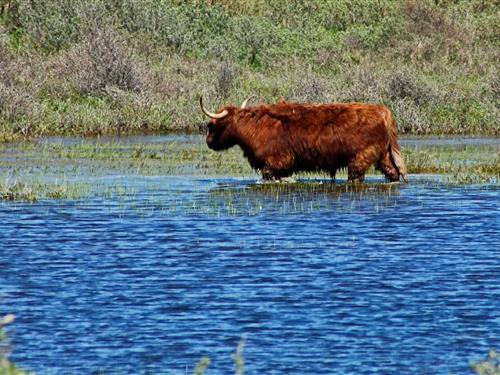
top-left (472, 350), bottom-right (500, 375)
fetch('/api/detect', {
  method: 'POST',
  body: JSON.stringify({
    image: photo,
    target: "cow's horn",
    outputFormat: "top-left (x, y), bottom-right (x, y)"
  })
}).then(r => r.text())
top-left (199, 96), bottom-right (229, 119)
top-left (241, 95), bottom-right (257, 109)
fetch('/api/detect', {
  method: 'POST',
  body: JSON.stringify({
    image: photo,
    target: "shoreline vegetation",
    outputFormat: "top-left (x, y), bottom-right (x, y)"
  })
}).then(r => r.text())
top-left (0, 137), bottom-right (498, 201)
top-left (0, 0), bottom-right (498, 142)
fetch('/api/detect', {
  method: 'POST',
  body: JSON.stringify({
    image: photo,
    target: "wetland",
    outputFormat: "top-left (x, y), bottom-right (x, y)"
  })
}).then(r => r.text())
top-left (2, 1), bottom-right (499, 372)
top-left (1, 135), bottom-right (499, 374)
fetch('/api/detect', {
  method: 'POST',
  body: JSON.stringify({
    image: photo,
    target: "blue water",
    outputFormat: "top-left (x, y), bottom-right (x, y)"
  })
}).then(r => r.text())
top-left (1, 177), bottom-right (499, 374)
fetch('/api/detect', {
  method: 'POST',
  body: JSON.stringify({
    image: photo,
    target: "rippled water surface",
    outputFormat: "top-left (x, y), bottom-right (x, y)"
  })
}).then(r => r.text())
top-left (1, 140), bottom-right (499, 374)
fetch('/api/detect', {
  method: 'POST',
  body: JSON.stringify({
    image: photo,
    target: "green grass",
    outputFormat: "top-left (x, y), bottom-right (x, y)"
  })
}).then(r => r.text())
top-left (404, 144), bottom-right (500, 183)
top-left (0, 0), bottom-right (498, 140)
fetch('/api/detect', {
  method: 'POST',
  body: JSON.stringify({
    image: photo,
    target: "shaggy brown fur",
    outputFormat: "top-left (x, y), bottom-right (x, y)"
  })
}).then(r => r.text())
top-left (203, 100), bottom-right (408, 183)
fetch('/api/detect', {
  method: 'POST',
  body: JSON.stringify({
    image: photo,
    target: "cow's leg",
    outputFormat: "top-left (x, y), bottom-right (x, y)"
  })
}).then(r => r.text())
top-left (262, 167), bottom-right (292, 181)
top-left (347, 168), bottom-right (365, 183)
top-left (262, 166), bottom-right (277, 180)
top-left (377, 151), bottom-right (400, 182)
top-left (262, 154), bottom-right (293, 181)
top-left (348, 148), bottom-right (377, 183)
top-left (329, 169), bottom-right (337, 183)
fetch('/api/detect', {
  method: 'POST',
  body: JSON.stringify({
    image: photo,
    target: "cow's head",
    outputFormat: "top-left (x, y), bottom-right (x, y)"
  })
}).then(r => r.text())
top-left (200, 95), bottom-right (255, 151)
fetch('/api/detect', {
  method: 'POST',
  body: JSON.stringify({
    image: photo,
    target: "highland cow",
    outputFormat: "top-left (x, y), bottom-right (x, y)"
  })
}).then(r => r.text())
top-left (200, 96), bottom-right (407, 183)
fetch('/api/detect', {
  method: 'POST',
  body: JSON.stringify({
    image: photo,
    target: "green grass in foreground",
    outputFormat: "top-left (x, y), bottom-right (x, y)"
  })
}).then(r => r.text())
top-left (0, 138), bottom-right (498, 201)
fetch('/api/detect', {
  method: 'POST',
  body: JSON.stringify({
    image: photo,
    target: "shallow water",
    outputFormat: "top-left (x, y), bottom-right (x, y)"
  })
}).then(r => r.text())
top-left (35, 134), bottom-right (500, 147)
top-left (1, 173), bottom-right (499, 374)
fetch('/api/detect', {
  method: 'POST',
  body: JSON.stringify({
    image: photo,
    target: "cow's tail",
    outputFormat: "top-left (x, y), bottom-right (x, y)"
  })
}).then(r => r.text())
top-left (385, 109), bottom-right (408, 183)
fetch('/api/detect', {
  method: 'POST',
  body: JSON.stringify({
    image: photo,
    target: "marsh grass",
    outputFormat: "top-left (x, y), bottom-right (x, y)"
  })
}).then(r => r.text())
top-left (189, 345), bottom-right (500, 375)
top-left (193, 181), bottom-right (402, 216)
top-left (0, 137), bottom-right (498, 202)
top-left (0, 177), bottom-right (94, 201)
top-left (0, 180), bottom-right (36, 201)
top-left (193, 357), bottom-right (210, 375)
top-left (0, 315), bottom-right (27, 375)
top-left (404, 146), bottom-right (500, 175)
top-left (472, 350), bottom-right (500, 375)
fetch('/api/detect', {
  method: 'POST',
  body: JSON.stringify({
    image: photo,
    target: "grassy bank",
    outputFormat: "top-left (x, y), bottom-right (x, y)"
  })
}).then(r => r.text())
top-left (0, 0), bottom-right (498, 141)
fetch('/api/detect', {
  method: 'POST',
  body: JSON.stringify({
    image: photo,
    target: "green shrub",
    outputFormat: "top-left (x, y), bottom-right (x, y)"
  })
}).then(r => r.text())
top-left (14, 0), bottom-right (81, 51)
top-left (78, 26), bottom-right (140, 96)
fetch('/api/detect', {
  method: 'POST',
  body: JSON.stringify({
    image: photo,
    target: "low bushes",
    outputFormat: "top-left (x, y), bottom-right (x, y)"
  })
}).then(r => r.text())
top-left (0, 0), bottom-right (497, 139)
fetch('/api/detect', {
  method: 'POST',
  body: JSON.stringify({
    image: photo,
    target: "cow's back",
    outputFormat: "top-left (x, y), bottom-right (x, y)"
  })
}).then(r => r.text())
top-left (263, 103), bottom-right (390, 171)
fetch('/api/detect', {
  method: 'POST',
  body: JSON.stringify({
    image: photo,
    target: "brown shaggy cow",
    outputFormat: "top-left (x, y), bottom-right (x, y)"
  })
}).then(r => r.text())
top-left (200, 96), bottom-right (408, 183)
